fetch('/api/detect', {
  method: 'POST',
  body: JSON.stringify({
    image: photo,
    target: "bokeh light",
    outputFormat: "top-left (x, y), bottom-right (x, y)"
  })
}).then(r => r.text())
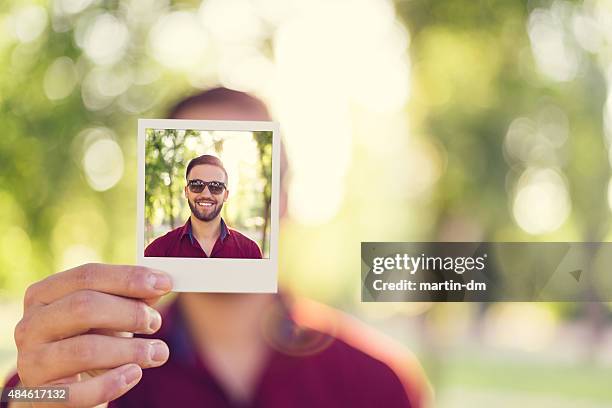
top-left (528, 3), bottom-right (580, 82)
top-left (512, 168), bottom-right (571, 235)
top-left (198, 0), bottom-right (264, 45)
top-left (55, 0), bottom-right (96, 16)
top-left (149, 11), bottom-right (210, 72)
top-left (82, 137), bottom-right (125, 192)
top-left (60, 244), bottom-right (101, 270)
top-left (79, 13), bottom-right (129, 66)
top-left (271, 0), bottom-right (409, 225)
top-left (43, 56), bottom-right (78, 100)
top-left (8, 5), bottom-right (48, 43)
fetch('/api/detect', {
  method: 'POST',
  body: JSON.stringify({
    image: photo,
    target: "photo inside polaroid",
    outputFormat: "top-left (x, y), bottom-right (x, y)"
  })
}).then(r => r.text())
top-left (144, 128), bottom-right (272, 259)
top-left (137, 119), bottom-right (279, 293)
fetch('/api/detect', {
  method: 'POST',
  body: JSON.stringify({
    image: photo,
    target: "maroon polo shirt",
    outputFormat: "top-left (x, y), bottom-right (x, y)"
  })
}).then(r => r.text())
top-left (109, 295), bottom-right (426, 408)
top-left (2, 295), bottom-right (430, 408)
top-left (145, 218), bottom-right (262, 259)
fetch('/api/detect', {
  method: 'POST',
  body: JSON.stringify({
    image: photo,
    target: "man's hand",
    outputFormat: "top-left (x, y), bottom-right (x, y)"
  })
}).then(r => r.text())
top-left (13, 263), bottom-right (173, 408)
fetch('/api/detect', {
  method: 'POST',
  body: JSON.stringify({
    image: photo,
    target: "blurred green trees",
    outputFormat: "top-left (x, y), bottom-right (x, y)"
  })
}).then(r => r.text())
top-left (398, 0), bottom-right (610, 242)
top-left (1, 0), bottom-right (612, 404)
top-left (145, 128), bottom-right (191, 231)
top-left (0, 0), bottom-right (611, 310)
top-left (253, 131), bottom-right (273, 255)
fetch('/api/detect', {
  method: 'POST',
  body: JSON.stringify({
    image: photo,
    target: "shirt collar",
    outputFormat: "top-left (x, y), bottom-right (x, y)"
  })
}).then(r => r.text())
top-left (219, 218), bottom-right (230, 241)
top-left (180, 218), bottom-right (230, 244)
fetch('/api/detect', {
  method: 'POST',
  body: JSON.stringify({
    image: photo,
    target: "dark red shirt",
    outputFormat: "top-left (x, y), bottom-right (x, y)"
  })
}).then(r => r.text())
top-left (109, 295), bottom-right (428, 408)
top-left (145, 218), bottom-right (262, 259)
top-left (2, 295), bottom-right (430, 408)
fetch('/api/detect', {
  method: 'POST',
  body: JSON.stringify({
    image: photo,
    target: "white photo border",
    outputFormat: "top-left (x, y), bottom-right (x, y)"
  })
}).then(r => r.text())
top-left (137, 119), bottom-right (280, 293)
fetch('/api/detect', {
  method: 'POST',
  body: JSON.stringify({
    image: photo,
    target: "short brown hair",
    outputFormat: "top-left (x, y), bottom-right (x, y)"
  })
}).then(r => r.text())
top-left (168, 87), bottom-right (269, 120)
top-left (185, 154), bottom-right (228, 183)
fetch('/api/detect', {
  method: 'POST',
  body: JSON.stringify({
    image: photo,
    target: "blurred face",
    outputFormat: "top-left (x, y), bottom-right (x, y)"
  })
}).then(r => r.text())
top-left (173, 100), bottom-right (288, 220)
top-left (185, 164), bottom-right (228, 222)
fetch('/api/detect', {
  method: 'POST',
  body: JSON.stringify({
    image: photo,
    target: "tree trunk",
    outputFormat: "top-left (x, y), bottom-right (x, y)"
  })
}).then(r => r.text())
top-left (261, 199), bottom-right (270, 256)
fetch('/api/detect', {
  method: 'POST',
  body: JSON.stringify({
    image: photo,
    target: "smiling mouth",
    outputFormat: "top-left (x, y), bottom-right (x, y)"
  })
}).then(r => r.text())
top-left (196, 201), bottom-right (215, 208)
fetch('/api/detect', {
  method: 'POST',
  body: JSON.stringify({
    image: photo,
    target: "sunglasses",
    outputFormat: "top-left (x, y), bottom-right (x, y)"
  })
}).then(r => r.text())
top-left (187, 179), bottom-right (227, 195)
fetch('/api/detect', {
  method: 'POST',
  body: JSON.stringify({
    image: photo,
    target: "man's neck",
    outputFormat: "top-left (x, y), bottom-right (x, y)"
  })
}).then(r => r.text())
top-left (190, 214), bottom-right (222, 242)
top-left (177, 293), bottom-right (276, 402)
top-left (178, 293), bottom-right (275, 346)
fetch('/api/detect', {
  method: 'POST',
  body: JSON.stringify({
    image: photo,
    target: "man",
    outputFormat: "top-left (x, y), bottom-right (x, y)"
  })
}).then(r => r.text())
top-left (144, 154), bottom-right (262, 259)
top-left (5, 88), bottom-right (431, 408)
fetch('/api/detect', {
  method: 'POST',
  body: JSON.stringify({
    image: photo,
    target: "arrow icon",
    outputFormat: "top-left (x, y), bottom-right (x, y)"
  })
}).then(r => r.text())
top-left (569, 270), bottom-right (582, 282)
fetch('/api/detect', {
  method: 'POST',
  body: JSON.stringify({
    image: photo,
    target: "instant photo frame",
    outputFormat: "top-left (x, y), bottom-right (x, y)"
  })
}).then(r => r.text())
top-left (137, 119), bottom-right (280, 293)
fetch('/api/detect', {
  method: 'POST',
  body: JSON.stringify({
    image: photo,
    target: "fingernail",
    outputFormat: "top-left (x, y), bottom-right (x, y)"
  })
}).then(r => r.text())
top-left (148, 272), bottom-right (172, 291)
top-left (149, 341), bottom-right (169, 363)
top-left (147, 308), bottom-right (162, 332)
top-left (121, 364), bottom-right (141, 386)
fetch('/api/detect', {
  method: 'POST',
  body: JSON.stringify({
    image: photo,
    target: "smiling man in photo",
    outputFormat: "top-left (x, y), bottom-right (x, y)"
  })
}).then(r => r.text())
top-left (144, 154), bottom-right (263, 259)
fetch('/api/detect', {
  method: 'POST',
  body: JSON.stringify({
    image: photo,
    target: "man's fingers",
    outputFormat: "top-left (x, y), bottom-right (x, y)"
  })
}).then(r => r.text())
top-left (61, 363), bottom-right (142, 408)
top-left (21, 335), bottom-right (169, 386)
top-left (21, 291), bottom-right (162, 344)
top-left (24, 263), bottom-right (172, 310)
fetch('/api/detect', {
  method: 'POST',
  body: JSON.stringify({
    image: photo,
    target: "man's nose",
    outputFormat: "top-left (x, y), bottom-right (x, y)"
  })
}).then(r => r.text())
top-left (201, 186), bottom-right (214, 197)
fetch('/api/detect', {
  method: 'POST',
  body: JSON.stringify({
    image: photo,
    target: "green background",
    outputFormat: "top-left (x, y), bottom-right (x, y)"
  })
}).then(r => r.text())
top-left (1, 0), bottom-right (611, 405)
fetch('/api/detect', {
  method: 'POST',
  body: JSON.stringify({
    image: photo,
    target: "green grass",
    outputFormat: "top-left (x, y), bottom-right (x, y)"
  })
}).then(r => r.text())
top-left (423, 353), bottom-right (612, 404)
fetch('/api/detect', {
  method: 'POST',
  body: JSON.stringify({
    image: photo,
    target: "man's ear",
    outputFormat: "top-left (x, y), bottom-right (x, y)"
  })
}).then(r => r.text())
top-left (223, 189), bottom-right (229, 202)
top-left (184, 186), bottom-right (188, 199)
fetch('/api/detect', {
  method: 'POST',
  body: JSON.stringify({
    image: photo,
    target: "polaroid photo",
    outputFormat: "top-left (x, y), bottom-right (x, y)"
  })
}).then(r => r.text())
top-left (137, 119), bottom-right (280, 293)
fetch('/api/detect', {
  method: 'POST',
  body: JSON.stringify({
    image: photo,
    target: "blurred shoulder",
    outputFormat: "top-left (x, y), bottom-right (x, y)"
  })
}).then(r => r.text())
top-left (287, 296), bottom-right (433, 408)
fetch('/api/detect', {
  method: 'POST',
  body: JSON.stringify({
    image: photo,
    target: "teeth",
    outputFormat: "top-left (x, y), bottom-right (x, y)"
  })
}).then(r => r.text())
top-left (197, 202), bottom-right (213, 207)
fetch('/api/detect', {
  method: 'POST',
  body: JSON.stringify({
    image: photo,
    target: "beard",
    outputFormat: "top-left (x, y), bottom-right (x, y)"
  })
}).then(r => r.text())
top-left (188, 197), bottom-right (224, 222)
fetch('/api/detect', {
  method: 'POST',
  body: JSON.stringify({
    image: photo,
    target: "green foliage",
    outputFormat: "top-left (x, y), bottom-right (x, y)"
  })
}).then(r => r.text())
top-left (399, 0), bottom-right (610, 241)
top-left (1, 0), bottom-right (612, 402)
top-left (0, 0), bottom-right (610, 310)
top-left (145, 128), bottom-right (190, 232)
top-left (252, 131), bottom-right (273, 255)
